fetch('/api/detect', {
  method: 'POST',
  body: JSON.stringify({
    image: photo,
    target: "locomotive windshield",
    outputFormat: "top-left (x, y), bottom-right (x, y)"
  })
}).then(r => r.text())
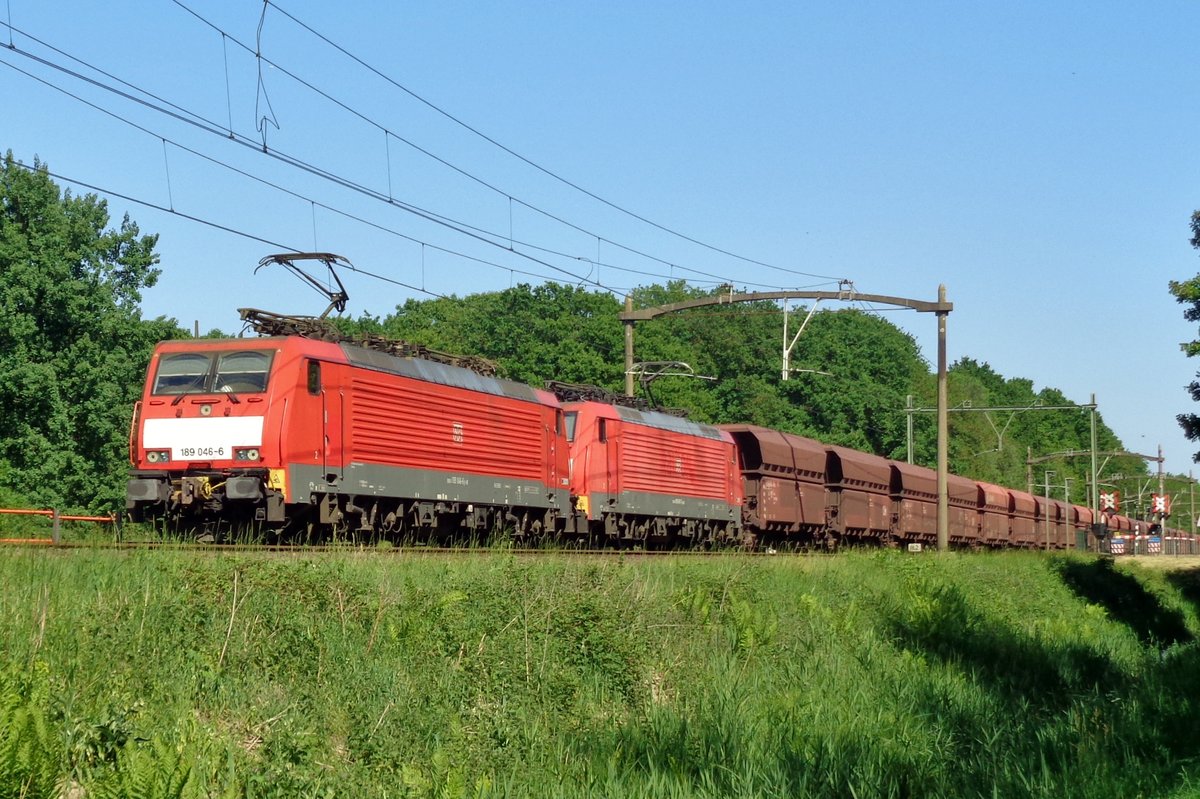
top-left (152, 350), bottom-right (275, 395)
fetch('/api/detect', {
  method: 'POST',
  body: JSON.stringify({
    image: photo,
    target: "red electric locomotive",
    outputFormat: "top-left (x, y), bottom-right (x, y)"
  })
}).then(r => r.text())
top-left (559, 397), bottom-right (743, 546)
top-left (127, 322), bottom-right (569, 540)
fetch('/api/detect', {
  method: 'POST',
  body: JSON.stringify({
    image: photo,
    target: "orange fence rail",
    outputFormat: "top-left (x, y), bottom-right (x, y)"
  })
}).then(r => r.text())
top-left (0, 507), bottom-right (117, 544)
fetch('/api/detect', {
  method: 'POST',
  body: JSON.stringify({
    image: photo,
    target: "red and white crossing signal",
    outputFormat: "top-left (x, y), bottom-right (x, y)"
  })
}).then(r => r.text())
top-left (1151, 494), bottom-right (1171, 516)
top-left (1099, 491), bottom-right (1119, 513)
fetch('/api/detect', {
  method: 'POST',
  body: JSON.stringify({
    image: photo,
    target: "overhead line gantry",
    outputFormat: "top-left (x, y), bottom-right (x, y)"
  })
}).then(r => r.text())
top-left (619, 286), bottom-right (955, 550)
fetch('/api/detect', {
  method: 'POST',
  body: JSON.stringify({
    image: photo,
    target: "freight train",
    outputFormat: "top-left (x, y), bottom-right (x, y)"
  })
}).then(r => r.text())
top-left (126, 307), bottom-right (1168, 549)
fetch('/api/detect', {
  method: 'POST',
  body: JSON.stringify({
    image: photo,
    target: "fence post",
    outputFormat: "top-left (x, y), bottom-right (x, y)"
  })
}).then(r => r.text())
top-left (51, 507), bottom-right (61, 544)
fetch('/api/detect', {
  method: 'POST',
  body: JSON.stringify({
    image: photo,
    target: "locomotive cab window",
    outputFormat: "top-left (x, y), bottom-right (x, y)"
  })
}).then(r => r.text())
top-left (563, 411), bottom-right (577, 442)
top-left (152, 353), bottom-right (212, 394)
top-left (215, 351), bottom-right (273, 393)
top-left (151, 349), bottom-right (274, 395)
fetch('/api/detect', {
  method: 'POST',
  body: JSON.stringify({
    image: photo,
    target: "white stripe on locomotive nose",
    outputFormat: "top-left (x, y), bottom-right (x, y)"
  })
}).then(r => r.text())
top-left (143, 416), bottom-right (265, 453)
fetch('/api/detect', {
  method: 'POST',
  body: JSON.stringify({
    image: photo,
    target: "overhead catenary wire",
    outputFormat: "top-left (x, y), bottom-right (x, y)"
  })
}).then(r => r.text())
top-left (0, 33), bottom-right (810, 295)
top-left (262, 0), bottom-right (846, 283)
top-left (0, 54), bottom-right (689, 295)
top-left (0, 17), bottom-right (850, 303)
top-left (2, 18), bottom-right (847, 295)
top-left (6, 158), bottom-right (455, 301)
top-left (167, 1), bottom-right (843, 289)
top-left (5, 160), bottom-right (906, 372)
top-left (0, 38), bottom-right (633, 293)
top-left (0, 31), bottom-right (739, 293)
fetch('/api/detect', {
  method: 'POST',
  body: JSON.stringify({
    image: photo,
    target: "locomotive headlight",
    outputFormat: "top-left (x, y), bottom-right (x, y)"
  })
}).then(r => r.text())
top-left (147, 451), bottom-right (159, 463)
top-left (145, 450), bottom-right (170, 463)
top-left (234, 448), bottom-right (260, 462)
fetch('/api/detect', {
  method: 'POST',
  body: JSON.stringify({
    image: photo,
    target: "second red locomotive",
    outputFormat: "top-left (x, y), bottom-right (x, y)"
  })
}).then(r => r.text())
top-left (562, 398), bottom-right (742, 546)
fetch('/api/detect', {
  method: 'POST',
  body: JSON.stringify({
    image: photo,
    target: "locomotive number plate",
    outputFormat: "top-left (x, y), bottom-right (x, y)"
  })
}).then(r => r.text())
top-left (179, 446), bottom-right (227, 459)
top-left (143, 416), bottom-right (264, 462)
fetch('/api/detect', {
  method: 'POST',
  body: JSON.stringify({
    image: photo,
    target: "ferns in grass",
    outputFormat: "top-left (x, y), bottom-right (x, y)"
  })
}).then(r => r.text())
top-left (0, 668), bottom-right (62, 799)
top-left (88, 738), bottom-right (194, 799)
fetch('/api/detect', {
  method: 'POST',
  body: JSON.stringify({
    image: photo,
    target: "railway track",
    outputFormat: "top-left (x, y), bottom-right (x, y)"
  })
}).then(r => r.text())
top-left (0, 537), bottom-right (766, 557)
top-left (7, 537), bottom-right (1200, 568)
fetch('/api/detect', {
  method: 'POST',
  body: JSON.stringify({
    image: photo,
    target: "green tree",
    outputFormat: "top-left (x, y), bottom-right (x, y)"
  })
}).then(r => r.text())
top-left (1169, 210), bottom-right (1200, 460)
top-left (625, 282), bottom-right (784, 420)
top-left (938, 358), bottom-right (1135, 493)
top-left (775, 309), bottom-right (927, 454)
top-left (0, 153), bottom-right (182, 512)
top-left (350, 283), bottom-right (625, 388)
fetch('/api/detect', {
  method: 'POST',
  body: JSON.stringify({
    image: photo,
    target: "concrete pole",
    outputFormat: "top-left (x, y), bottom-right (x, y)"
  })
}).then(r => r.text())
top-left (1065, 477), bottom-right (1074, 549)
top-left (1043, 470), bottom-right (1054, 551)
top-left (1158, 445), bottom-right (1165, 500)
top-left (782, 298), bottom-right (789, 381)
top-left (1090, 394), bottom-right (1099, 538)
top-left (906, 395), bottom-right (914, 464)
top-left (623, 295), bottom-right (634, 397)
top-left (1158, 444), bottom-right (1166, 552)
top-left (936, 284), bottom-right (949, 552)
top-left (1026, 447), bottom-right (1033, 495)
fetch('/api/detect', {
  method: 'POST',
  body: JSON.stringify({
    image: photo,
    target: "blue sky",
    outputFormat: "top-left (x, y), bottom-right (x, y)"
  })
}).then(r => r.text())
top-left (3, 2), bottom-right (1199, 485)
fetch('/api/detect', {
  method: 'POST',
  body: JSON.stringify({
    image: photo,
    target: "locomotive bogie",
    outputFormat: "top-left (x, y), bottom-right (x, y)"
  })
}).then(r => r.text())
top-left (124, 468), bottom-right (287, 540)
top-left (296, 491), bottom-right (564, 543)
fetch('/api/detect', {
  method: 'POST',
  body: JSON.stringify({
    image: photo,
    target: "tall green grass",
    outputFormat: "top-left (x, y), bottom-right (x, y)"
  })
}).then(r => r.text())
top-left (0, 549), bottom-right (1196, 797)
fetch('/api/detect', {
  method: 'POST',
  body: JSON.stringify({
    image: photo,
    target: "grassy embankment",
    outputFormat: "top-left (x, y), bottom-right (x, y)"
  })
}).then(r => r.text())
top-left (1, 548), bottom-right (1199, 798)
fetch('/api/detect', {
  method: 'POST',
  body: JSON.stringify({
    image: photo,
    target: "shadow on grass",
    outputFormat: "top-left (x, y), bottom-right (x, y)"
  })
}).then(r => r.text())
top-left (1165, 566), bottom-right (1200, 616)
top-left (882, 577), bottom-right (1200, 796)
top-left (572, 571), bottom-right (1200, 799)
top-left (887, 582), bottom-right (1118, 705)
top-left (1054, 557), bottom-right (1194, 648)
